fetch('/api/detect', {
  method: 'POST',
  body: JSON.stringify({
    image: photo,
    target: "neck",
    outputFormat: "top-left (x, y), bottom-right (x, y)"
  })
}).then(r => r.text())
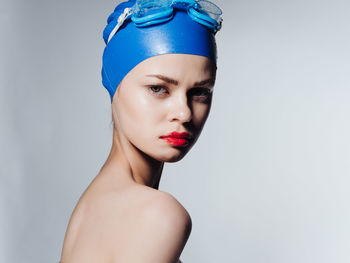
top-left (100, 127), bottom-right (164, 190)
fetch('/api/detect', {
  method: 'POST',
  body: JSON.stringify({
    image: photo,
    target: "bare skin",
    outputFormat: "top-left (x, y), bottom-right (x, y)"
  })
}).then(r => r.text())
top-left (60, 54), bottom-right (216, 263)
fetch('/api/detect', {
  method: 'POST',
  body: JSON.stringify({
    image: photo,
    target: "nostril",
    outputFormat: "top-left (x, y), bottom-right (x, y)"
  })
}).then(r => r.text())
top-left (170, 106), bottom-right (192, 123)
top-left (179, 110), bottom-right (192, 123)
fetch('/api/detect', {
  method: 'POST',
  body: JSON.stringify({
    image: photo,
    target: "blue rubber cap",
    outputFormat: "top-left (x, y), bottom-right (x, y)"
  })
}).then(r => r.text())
top-left (102, 2), bottom-right (218, 102)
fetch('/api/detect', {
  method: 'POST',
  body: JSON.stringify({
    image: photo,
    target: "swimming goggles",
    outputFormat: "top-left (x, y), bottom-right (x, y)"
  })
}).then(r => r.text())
top-left (107, 0), bottom-right (223, 43)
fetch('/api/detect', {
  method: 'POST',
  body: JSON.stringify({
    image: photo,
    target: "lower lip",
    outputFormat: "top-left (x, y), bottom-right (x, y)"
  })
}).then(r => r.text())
top-left (161, 137), bottom-right (189, 147)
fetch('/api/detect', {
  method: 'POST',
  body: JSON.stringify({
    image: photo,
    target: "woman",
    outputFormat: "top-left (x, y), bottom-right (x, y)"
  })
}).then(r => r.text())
top-left (60, 0), bottom-right (223, 262)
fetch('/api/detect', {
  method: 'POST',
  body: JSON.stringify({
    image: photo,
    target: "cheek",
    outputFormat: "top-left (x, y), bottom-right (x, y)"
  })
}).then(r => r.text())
top-left (192, 102), bottom-right (212, 127)
top-left (118, 88), bottom-right (163, 142)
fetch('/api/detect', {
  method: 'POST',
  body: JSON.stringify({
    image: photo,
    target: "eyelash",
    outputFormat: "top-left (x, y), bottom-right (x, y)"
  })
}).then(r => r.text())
top-left (190, 87), bottom-right (213, 98)
top-left (149, 86), bottom-right (168, 96)
top-left (148, 86), bottom-right (212, 101)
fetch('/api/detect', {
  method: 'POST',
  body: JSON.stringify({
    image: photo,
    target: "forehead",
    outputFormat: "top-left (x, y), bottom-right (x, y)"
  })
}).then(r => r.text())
top-left (129, 53), bottom-right (216, 78)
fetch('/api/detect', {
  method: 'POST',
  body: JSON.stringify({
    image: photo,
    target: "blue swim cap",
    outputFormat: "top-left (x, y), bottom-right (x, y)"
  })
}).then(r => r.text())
top-left (102, 0), bottom-right (222, 102)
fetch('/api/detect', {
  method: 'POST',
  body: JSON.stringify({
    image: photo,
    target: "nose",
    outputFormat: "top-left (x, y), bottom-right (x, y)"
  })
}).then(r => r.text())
top-left (168, 91), bottom-right (192, 123)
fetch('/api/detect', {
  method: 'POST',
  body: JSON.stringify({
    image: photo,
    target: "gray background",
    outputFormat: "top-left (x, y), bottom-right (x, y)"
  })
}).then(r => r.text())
top-left (1, 0), bottom-right (350, 262)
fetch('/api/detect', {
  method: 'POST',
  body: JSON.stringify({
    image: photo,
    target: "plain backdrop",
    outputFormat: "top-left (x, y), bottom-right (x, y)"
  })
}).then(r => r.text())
top-left (1, 0), bottom-right (350, 262)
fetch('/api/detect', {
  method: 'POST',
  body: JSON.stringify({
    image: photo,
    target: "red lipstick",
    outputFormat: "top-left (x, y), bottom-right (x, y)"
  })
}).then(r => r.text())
top-left (160, 132), bottom-right (192, 147)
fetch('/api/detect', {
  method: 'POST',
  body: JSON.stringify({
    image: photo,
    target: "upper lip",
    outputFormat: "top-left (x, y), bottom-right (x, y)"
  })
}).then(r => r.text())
top-left (160, 131), bottom-right (193, 139)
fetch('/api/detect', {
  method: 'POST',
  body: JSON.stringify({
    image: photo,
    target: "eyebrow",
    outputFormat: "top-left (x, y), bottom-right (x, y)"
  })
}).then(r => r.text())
top-left (146, 74), bottom-right (215, 87)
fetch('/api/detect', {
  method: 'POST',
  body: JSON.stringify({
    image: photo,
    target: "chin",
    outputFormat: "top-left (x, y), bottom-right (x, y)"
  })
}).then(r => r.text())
top-left (156, 146), bottom-right (193, 163)
top-left (163, 154), bottom-right (186, 163)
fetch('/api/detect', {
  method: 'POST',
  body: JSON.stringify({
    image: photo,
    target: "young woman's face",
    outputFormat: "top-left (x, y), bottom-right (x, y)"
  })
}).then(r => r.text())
top-left (112, 53), bottom-right (216, 162)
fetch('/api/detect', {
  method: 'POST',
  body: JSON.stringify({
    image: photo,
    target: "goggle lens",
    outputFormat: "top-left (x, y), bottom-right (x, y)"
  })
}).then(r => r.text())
top-left (134, 0), bottom-right (221, 25)
top-left (195, 0), bottom-right (222, 21)
top-left (134, 0), bottom-right (172, 17)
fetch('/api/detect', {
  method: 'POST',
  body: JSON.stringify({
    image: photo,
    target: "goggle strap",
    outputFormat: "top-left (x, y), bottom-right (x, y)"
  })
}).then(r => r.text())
top-left (107, 7), bottom-right (133, 44)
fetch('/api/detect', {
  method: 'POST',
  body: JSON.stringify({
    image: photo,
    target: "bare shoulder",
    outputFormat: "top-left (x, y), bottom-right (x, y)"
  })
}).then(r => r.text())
top-left (61, 184), bottom-right (191, 262)
top-left (126, 186), bottom-right (192, 237)
top-left (118, 184), bottom-right (191, 222)
top-left (141, 188), bottom-right (192, 223)
top-left (112, 186), bottom-right (192, 262)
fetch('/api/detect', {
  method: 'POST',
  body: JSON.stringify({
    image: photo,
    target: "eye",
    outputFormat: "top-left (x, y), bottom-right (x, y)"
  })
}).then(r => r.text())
top-left (148, 85), bottom-right (169, 97)
top-left (189, 87), bottom-right (213, 102)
